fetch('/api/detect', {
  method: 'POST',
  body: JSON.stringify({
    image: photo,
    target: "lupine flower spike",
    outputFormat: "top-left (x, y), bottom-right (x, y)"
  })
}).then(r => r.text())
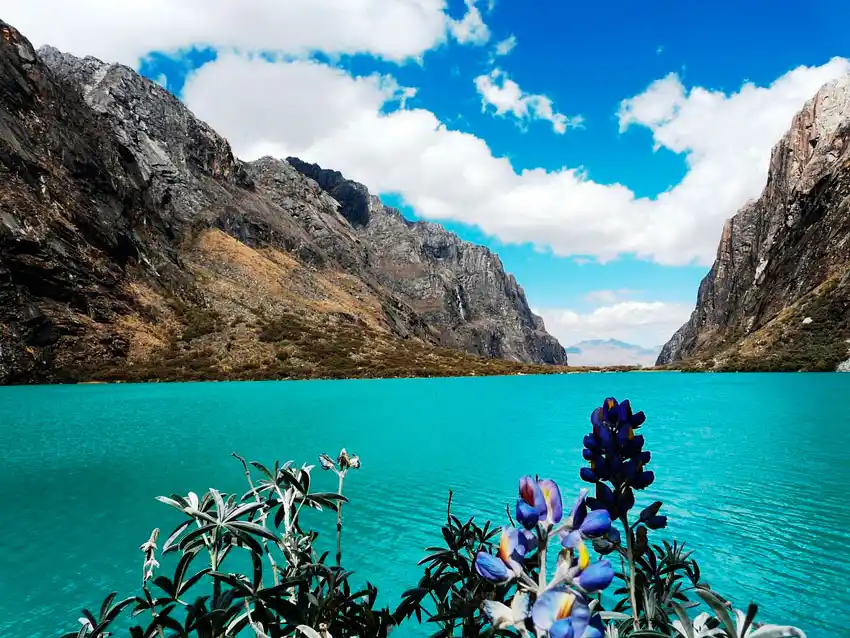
top-left (476, 478), bottom-right (615, 637)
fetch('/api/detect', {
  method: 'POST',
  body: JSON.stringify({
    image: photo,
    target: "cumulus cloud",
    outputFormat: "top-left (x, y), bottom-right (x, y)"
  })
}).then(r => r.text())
top-left (180, 53), bottom-right (850, 265)
top-left (448, 0), bottom-right (491, 45)
top-left (3, 0), bottom-right (485, 64)
top-left (493, 35), bottom-right (517, 57)
top-left (582, 289), bottom-right (643, 305)
top-left (538, 302), bottom-right (694, 348)
top-left (473, 68), bottom-right (584, 133)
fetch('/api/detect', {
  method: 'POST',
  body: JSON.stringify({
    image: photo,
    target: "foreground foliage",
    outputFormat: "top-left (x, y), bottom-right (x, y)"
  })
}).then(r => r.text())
top-left (63, 399), bottom-right (807, 637)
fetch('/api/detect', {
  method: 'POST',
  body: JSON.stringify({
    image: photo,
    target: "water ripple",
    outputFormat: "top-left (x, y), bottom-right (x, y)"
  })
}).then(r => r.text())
top-left (1, 373), bottom-right (849, 637)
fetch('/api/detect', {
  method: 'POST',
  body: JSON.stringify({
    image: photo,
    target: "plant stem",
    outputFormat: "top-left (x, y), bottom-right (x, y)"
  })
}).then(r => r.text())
top-left (233, 453), bottom-right (280, 585)
top-left (621, 513), bottom-right (640, 631)
top-left (537, 526), bottom-right (547, 589)
top-left (336, 471), bottom-right (345, 566)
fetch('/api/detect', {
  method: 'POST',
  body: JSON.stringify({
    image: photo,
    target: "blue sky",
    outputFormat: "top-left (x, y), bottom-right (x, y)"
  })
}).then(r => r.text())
top-left (10, 0), bottom-right (850, 347)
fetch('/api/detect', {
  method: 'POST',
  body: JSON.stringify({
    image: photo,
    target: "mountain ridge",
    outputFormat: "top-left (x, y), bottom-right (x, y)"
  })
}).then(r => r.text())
top-left (657, 73), bottom-right (850, 371)
top-left (0, 19), bottom-right (567, 384)
top-left (567, 339), bottom-right (661, 368)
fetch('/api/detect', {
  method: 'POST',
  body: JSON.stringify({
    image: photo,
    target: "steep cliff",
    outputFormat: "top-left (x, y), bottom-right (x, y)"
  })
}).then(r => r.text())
top-left (0, 19), bottom-right (566, 384)
top-left (658, 75), bottom-right (850, 371)
top-left (286, 158), bottom-right (567, 364)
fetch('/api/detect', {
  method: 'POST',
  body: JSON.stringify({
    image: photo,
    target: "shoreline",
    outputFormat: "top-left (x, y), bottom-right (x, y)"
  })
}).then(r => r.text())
top-left (2, 364), bottom-right (662, 387)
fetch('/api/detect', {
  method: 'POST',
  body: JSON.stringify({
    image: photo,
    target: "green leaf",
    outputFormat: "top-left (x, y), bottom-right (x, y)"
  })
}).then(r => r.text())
top-left (210, 488), bottom-right (226, 515)
top-left (153, 577), bottom-right (176, 600)
top-left (228, 520), bottom-right (280, 542)
top-left (177, 568), bottom-right (211, 597)
top-left (162, 520), bottom-right (192, 553)
top-left (155, 495), bottom-right (187, 511)
top-left (100, 597), bottom-right (135, 628)
top-left (230, 528), bottom-right (264, 555)
top-left (671, 602), bottom-right (694, 638)
top-left (599, 611), bottom-right (632, 622)
top-left (228, 501), bottom-right (266, 521)
top-left (98, 593), bottom-right (116, 620)
top-left (250, 461), bottom-right (274, 480)
top-left (740, 603), bottom-right (758, 637)
top-left (178, 524), bottom-right (215, 550)
top-left (696, 588), bottom-right (736, 637)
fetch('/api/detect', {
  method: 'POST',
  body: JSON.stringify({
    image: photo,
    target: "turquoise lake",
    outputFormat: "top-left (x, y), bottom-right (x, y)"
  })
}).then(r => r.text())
top-left (1, 373), bottom-right (849, 637)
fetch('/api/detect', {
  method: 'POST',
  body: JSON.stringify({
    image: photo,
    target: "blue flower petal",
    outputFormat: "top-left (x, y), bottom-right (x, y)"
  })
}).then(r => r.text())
top-left (569, 601), bottom-right (591, 637)
top-left (579, 467), bottom-right (597, 483)
top-left (474, 552), bottom-right (510, 582)
top-left (615, 399), bottom-right (632, 424)
top-left (580, 510), bottom-right (611, 537)
top-left (617, 425), bottom-right (634, 445)
top-left (630, 411), bottom-right (646, 428)
top-left (577, 559), bottom-right (615, 592)
top-left (645, 515), bottom-right (667, 530)
top-left (540, 479), bottom-right (563, 525)
top-left (561, 529), bottom-right (583, 549)
top-left (567, 488), bottom-right (588, 527)
top-left (593, 456), bottom-right (611, 480)
top-left (550, 618), bottom-right (575, 638)
top-left (499, 526), bottom-right (526, 564)
top-left (516, 499), bottom-right (540, 529)
top-left (596, 482), bottom-right (615, 507)
top-left (519, 475), bottom-right (536, 505)
top-left (590, 407), bottom-right (603, 428)
top-left (633, 470), bottom-right (655, 490)
top-left (531, 590), bottom-right (576, 630)
top-left (583, 434), bottom-right (601, 453)
top-left (521, 528), bottom-right (539, 554)
top-left (601, 397), bottom-right (619, 423)
top-left (597, 427), bottom-right (614, 450)
top-left (619, 487), bottom-right (635, 512)
top-left (581, 614), bottom-right (605, 638)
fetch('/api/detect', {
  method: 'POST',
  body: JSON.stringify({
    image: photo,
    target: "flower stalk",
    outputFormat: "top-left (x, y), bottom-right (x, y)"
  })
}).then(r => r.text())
top-left (318, 448), bottom-right (360, 567)
top-left (621, 513), bottom-right (640, 630)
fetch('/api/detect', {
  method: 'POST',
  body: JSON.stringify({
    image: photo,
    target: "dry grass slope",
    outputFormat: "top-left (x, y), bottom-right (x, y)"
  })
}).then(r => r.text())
top-left (672, 275), bottom-right (850, 372)
top-left (50, 230), bottom-right (636, 383)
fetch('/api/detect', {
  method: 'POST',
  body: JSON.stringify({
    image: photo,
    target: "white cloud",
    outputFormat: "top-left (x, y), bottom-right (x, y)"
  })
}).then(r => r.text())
top-left (179, 53), bottom-right (850, 266)
top-left (2, 0), bottom-right (486, 65)
top-left (473, 68), bottom-right (584, 134)
top-left (583, 289), bottom-right (643, 305)
top-left (538, 302), bottom-right (694, 348)
top-left (494, 35), bottom-right (517, 57)
top-left (448, 0), bottom-right (490, 46)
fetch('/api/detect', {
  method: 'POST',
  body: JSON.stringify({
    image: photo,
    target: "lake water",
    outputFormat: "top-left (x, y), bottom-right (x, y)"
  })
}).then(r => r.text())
top-left (1, 373), bottom-right (849, 637)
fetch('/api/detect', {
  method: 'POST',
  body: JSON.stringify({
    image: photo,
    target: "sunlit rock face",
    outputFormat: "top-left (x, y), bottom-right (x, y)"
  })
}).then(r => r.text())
top-left (658, 75), bottom-right (850, 371)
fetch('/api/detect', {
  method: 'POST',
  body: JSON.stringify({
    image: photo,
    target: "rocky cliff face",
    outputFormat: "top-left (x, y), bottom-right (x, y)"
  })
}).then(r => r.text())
top-left (0, 20), bottom-right (565, 384)
top-left (286, 158), bottom-right (567, 364)
top-left (658, 75), bottom-right (850, 371)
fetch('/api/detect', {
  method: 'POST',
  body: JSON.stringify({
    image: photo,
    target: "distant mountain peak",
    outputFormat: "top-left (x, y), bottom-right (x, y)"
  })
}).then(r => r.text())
top-left (565, 339), bottom-right (661, 367)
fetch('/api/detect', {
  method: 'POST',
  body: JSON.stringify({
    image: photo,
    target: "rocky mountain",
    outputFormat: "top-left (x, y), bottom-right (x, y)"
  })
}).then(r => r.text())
top-left (0, 19), bottom-right (566, 384)
top-left (566, 339), bottom-right (661, 368)
top-left (286, 158), bottom-right (566, 364)
top-left (657, 74), bottom-right (850, 372)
